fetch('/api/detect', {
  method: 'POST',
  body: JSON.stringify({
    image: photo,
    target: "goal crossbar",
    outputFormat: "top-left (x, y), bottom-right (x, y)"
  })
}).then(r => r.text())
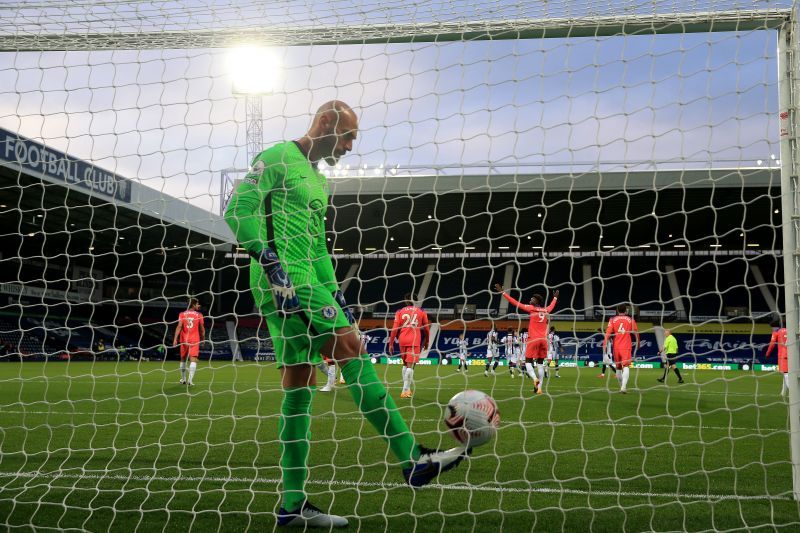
top-left (0, 9), bottom-right (792, 52)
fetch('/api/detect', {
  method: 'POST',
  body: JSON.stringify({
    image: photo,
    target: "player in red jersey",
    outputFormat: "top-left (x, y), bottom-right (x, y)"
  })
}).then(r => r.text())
top-left (388, 294), bottom-right (430, 398)
top-left (765, 320), bottom-right (789, 396)
top-left (603, 304), bottom-right (640, 394)
top-left (172, 298), bottom-right (205, 386)
top-left (494, 283), bottom-right (558, 395)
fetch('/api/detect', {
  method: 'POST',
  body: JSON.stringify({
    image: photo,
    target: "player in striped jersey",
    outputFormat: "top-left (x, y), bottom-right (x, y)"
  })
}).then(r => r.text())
top-left (318, 355), bottom-right (337, 392)
top-left (502, 328), bottom-right (521, 378)
top-left (546, 326), bottom-right (562, 378)
top-left (336, 334), bottom-right (367, 385)
top-left (456, 333), bottom-right (469, 372)
top-left (518, 328), bottom-right (529, 379)
top-left (323, 333), bottom-right (368, 390)
top-left (484, 325), bottom-right (499, 376)
top-left (596, 327), bottom-right (617, 378)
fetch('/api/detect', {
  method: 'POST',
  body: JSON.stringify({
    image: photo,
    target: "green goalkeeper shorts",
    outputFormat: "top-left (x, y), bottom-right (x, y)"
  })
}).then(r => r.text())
top-left (250, 263), bottom-right (352, 367)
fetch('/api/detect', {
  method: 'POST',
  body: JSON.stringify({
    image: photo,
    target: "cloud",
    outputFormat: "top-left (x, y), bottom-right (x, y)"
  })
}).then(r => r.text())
top-left (0, 27), bottom-right (780, 212)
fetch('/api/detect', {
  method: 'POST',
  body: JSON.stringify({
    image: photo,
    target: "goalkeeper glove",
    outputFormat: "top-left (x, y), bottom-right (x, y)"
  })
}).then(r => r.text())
top-left (333, 290), bottom-right (356, 324)
top-left (252, 248), bottom-right (300, 315)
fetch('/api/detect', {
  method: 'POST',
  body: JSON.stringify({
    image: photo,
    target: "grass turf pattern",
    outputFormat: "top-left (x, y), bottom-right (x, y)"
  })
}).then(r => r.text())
top-left (0, 362), bottom-right (798, 531)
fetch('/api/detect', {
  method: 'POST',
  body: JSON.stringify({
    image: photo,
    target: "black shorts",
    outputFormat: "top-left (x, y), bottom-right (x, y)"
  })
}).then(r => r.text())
top-left (665, 354), bottom-right (681, 365)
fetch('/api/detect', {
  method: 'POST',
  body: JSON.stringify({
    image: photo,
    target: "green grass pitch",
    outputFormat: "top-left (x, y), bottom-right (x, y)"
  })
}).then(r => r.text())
top-left (1, 361), bottom-right (798, 532)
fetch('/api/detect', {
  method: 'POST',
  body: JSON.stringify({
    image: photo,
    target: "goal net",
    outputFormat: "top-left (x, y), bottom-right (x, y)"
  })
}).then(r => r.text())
top-left (1, 0), bottom-right (799, 530)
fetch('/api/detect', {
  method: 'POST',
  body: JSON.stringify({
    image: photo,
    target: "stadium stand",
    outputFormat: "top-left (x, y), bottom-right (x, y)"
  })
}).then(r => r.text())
top-left (0, 127), bottom-right (783, 366)
top-left (0, 127), bottom-right (234, 360)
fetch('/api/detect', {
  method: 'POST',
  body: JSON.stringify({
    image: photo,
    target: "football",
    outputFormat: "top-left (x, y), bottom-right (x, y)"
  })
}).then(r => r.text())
top-left (444, 390), bottom-right (500, 447)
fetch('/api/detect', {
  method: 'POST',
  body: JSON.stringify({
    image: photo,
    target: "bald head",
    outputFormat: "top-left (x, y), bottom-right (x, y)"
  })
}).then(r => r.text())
top-left (664, 329), bottom-right (671, 336)
top-left (302, 100), bottom-right (358, 165)
top-left (313, 100), bottom-right (355, 124)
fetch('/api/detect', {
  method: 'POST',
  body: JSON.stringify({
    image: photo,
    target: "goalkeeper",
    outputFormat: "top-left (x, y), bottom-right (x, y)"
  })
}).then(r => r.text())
top-left (225, 100), bottom-right (466, 529)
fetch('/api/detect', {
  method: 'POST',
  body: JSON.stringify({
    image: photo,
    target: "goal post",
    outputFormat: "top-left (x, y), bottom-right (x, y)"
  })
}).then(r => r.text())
top-left (777, 17), bottom-right (800, 502)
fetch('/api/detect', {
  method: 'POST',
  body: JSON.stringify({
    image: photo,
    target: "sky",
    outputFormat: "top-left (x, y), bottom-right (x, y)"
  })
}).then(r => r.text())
top-left (0, 0), bottom-right (791, 213)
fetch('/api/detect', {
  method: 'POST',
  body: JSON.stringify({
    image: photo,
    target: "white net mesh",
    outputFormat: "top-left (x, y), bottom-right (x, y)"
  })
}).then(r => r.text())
top-left (1, 0), bottom-right (799, 530)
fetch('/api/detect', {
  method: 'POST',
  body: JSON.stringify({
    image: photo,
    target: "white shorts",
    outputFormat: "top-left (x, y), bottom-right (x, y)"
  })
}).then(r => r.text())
top-left (547, 351), bottom-right (555, 360)
top-left (602, 352), bottom-right (613, 365)
top-left (459, 354), bottom-right (467, 361)
top-left (486, 347), bottom-right (498, 358)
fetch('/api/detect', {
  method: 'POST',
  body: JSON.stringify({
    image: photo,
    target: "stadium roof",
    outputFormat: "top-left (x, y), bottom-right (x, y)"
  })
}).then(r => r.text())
top-left (0, 127), bottom-right (232, 243)
top-left (0, 127), bottom-right (235, 290)
top-left (327, 185), bottom-right (781, 254)
top-left (0, 125), bottom-right (780, 266)
top-left (328, 167), bottom-right (780, 196)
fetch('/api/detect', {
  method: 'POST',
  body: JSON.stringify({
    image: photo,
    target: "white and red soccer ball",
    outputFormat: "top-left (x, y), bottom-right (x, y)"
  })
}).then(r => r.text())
top-left (444, 390), bottom-right (500, 447)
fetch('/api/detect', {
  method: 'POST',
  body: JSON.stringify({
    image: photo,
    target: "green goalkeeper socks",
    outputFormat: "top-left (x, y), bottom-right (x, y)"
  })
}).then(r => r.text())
top-left (342, 355), bottom-right (420, 468)
top-left (279, 386), bottom-right (315, 512)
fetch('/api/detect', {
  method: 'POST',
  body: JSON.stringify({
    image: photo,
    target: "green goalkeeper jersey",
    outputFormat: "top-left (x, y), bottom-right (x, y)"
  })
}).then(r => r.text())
top-left (224, 141), bottom-right (337, 289)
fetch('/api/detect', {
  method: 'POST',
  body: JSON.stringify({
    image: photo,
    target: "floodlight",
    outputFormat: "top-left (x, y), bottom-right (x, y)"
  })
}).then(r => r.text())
top-left (227, 46), bottom-right (282, 95)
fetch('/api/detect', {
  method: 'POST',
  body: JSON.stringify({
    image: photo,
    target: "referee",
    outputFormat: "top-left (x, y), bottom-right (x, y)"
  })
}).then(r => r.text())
top-left (657, 329), bottom-right (684, 384)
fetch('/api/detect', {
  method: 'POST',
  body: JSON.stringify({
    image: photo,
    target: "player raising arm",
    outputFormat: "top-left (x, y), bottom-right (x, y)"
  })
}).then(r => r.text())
top-left (387, 294), bottom-right (430, 398)
top-left (494, 283), bottom-right (558, 394)
top-left (172, 298), bottom-right (205, 386)
top-left (603, 304), bottom-right (640, 394)
top-left (225, 101), bottom-right (465, 528)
